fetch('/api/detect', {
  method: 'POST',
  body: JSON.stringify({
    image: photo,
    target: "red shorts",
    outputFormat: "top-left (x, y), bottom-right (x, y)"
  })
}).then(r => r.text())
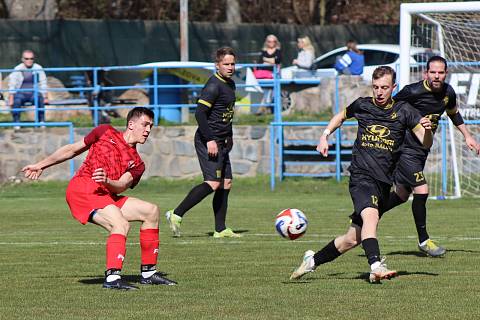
top-left (66, 176), bottom-right (128, 225)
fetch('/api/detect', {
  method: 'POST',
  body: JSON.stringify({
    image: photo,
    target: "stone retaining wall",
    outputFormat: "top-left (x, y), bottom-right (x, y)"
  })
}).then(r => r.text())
top-left (0, 126), bottom-right (274, 182)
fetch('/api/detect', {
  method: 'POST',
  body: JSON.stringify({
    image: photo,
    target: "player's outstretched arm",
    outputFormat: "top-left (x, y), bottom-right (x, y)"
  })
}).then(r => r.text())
top-left (316, 111), bottom-right (346, 157)
top-left (413, 117), bottom-right (433, 149)
top-left (455, 124), bottom-right (480, 155)
top-left (22, 140), bottom-right (88, 180)
top-left (92, 168), bottom-right (133, 194)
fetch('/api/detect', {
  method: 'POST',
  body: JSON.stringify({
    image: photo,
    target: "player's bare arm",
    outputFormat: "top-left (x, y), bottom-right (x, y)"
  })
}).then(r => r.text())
top-left (22, 140), bottom-right (88, 180)
top-left (413, 117), bottom-right (433, 149)
top-left (446, 105), bottom-right (480, 154)
top-left (91, 168), bottom-right (133, 194)
top-left (454, 123), bottom-right (480, 155)
top-left (317, 111), bottom-right (347, 157)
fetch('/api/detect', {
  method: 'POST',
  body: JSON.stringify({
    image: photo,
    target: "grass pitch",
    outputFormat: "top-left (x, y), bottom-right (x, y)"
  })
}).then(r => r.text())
top-left (0, 177), bottom-right (479, 320)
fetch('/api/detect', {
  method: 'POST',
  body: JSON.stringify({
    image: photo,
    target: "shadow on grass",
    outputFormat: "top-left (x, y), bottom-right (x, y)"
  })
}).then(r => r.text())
top-left (78, 272), bottom-right (169, 285)
top-left (444, 249), bottom-right (480, 253)
top-left (205, 229), bottom-right (250, 237)
top-left (281, 280), bottom-right (312, 284)
top-left (164, 229), bottom-right (249, 239)
top-left (386, 250), bottom-right (429, 257)
top-left (284, 270), bottom-right (439, 284)
top-left (353, 270), bottom-right (439, 283)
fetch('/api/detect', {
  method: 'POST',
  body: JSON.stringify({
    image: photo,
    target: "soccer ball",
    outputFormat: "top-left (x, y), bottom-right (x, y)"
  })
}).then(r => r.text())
top-left (275, 208), bottom-right (308, 240)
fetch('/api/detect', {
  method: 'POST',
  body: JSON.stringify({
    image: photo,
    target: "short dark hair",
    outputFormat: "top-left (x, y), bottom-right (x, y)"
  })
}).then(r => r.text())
top-left (215, 47), bottom-right (236, 63)
top-left (372, 66), bottom-right (396, 84)
top-left (126, 107), bottom-right (154, 126)
top-left (427, 55), bottom-right (447, 71)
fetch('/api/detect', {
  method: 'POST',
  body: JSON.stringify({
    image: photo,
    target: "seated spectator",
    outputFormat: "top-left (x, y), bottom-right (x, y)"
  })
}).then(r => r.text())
top-left (8, 50), bottom-right (48, 125)
top-left (335, 40), bottom-right (364, 75)
top-left (292, 36), bottom-right (315, 70)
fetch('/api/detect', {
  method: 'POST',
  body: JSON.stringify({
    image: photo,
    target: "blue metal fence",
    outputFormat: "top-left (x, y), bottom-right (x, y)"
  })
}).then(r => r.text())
top-left (0, 63), bottom-right (279, 127)
top-left (269, 121), bottom-right (357, 190)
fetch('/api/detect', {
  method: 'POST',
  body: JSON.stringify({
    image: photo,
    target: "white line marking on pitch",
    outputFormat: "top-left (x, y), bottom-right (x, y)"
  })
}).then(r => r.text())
top-left (0, 234), bottom-right (478, 246)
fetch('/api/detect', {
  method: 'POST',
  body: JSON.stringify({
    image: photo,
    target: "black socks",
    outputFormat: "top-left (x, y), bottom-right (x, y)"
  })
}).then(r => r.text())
top-left (313, 240), bottom-right (342, 266)
top-left (362, 238), bottom-right (381, 265)
top-left (213, 189), bottom-right (230, 232)
top-left (175, 182), bottom-right (214, 217)
top-left (412, 193), bottom-right (429, 243)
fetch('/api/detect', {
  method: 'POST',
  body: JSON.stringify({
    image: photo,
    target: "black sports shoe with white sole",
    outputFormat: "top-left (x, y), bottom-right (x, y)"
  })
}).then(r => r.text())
top-left (140, 272), bottom-right (177, 285)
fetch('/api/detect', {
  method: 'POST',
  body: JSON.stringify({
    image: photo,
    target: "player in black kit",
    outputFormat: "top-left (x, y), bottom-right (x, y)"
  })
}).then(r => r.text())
top-left (165, 47), bottom-right (240, 238)
top-left (290, 66), bottom-right (433, 283)
top-left (376, 56), bottom-right (479, 257)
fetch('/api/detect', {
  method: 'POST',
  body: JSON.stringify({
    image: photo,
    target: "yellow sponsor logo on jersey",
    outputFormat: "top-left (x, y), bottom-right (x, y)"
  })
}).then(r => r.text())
top-left (391, 112), bottom-right (397, 120)
top-left (443, 96), bottom-right (449, 106)
top-left (366, 125), bottom-right (391, 138)
top-left (222, 102), bottom-right (235, 123)
top-left (361, 124), bottom-right (395, 151)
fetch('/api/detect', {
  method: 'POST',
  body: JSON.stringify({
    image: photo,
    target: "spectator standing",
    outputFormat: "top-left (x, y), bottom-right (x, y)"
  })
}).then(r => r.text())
top-left (255, 34), bottom-right (282, 114)
top-left (335, 40), bottom-right (364, 75)
top-left (8, 50), bottom-right (48, 125)
top-left (257, 34), bottom-right (282, 77)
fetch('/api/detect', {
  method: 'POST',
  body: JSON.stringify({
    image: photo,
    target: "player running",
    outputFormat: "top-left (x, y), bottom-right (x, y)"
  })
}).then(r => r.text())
top-left (22, 107), bottom-right (177, 290)
top-left (290, 66), bottom-right (433, 283)
top-left (165, 47), bottom-right (240, 238)
top-left (372, 56), bottom-right (479, 257)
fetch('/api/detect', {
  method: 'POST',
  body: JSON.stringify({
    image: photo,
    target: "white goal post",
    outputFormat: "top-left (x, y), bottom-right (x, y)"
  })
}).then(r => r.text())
top-left (399, 1), bottom-right (480, 87)
top-left (399, 2), bottom-right (480, 198)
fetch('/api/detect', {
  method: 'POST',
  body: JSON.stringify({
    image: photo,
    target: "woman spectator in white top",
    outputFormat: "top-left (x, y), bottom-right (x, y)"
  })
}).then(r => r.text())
top-left (292, 36), bottom-right (315, 69)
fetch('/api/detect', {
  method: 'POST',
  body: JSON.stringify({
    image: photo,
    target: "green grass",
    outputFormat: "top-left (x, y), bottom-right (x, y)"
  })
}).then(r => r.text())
top-left (0, 110), bottom-right (332, 127)
top-left (0, 177), bottom-right (479, 320)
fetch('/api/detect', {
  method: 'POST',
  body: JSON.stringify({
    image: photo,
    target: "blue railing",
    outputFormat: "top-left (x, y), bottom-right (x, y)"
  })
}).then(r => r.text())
top-left (270, 119), bottom-right (480, 192)
top-left (269, 121), bottom-right (356, 190)
top-left (0, 63), bottom-right (281, 127)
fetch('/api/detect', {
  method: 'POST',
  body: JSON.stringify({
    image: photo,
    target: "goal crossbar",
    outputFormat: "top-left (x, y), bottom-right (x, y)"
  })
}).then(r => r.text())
top-left (399, 2), bottom-right (480, 88)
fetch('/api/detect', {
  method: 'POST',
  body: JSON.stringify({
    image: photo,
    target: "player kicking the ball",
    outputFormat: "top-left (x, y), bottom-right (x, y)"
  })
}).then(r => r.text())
top-left (290, 66), bottom-right (433, 283)
top-left (22, 107), bottom-right (177, 290)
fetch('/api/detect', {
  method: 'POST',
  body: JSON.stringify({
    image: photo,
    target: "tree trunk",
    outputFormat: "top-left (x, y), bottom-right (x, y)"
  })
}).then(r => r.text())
top-left (319, 0), bottom-right (326, 25)
top-left (5, 0), bottom-right (57, 19)
top-left (226, 0), bottom-right (241, 24)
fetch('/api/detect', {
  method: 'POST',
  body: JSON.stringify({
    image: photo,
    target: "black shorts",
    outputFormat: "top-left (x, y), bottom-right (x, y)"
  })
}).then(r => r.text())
top-left (195, 131), bottom-right (233, 181)
top-left (348, 172), bottom-right (391, 227)
top-left (393, 153), bottom-right (427, 188)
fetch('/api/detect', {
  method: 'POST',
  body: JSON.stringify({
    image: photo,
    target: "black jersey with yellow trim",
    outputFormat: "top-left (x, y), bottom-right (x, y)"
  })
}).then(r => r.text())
top-left (346, 97), bottom-right (423, 184)
top-left (394, 80), bottom-right (457, 157)
top-left (196, 72), bottom-right (236, 140)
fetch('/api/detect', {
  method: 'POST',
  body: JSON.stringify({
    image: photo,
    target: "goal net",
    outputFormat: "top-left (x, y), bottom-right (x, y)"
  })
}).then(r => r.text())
top-left (399, 2), bottom-right (480, 198)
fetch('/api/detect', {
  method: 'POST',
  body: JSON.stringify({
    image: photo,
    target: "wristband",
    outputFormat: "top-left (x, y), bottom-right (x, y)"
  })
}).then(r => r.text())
top-left (322, 129), bottom-right (331, 137)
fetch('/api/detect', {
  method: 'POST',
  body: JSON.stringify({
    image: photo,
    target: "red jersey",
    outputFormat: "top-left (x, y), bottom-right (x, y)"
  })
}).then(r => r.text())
top-left (75, 125), bottom-right (145, 190)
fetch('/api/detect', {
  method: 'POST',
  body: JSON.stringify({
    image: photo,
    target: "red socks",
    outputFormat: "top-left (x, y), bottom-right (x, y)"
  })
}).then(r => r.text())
top-left (140, 228), bottom-right (159, 265)
top-left (106, 233), bottom-right (126, 270)
top-left (105, 229), bottom-right (158, 272)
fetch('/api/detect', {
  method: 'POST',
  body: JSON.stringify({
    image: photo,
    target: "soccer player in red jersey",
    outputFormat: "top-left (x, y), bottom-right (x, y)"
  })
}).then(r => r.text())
top-left (22, 107), bottom-right (176, 290)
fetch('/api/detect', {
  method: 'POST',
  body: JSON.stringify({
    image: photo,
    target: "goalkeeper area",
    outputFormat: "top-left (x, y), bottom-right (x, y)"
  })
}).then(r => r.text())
top-left (1, 178), bottom-right (479, 319)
